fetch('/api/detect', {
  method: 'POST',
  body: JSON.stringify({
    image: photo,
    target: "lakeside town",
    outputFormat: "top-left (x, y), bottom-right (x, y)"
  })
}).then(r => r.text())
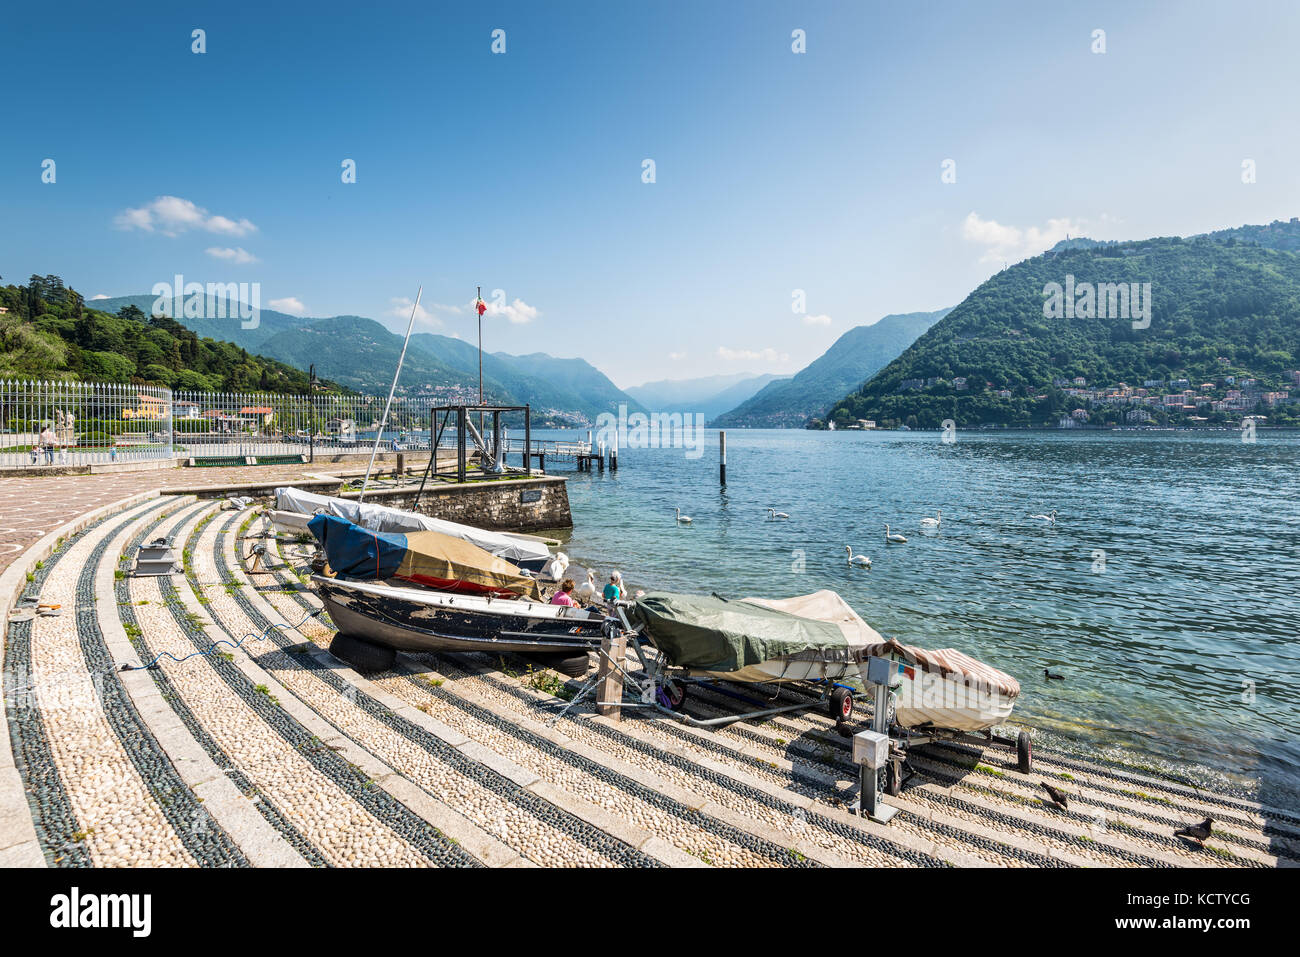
top-left (837, 367), bottom-right (1300, 430)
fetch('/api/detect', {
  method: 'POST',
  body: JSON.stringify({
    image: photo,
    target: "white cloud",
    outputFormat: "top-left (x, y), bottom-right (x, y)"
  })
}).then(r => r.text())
top-left (716, 346), bottom-right (789, 363)
top-left (89, 294), bottom-right (109, 300)
top-left (114, 195), bottom-right (257, 237)
top-left (472, 297), bottom-right (539, 324)
top-left (429, 302), bottom-right (463, 315)
top-left (802, 313), bottom-right (832, 326)
top-left (668, 351), bottom-right (687, 361)
top-left (389, 296), bottom-right (439, 326)
top-left (961, 211), bottom-right (1088, 264)
top-left (205, 246), bottom-right (259, 264)
top-left (269, 297), bottom-right (307, 315)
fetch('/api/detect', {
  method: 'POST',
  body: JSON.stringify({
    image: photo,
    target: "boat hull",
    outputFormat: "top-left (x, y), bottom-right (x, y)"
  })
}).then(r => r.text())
top-left (893, 670), bottom-right (1017, 732)
top-left (315, 577), bottom-right (608, 657)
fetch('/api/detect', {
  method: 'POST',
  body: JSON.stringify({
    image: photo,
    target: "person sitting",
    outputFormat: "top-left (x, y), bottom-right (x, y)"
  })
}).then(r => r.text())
top-left (550, 578), bottom-right (577, 607)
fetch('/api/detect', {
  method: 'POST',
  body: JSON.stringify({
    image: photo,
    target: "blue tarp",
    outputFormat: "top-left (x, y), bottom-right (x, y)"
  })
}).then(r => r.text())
top-left (309, 514), bottom-right (407, 580)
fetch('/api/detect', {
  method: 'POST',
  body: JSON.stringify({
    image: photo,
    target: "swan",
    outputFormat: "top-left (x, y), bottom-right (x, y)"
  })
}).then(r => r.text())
top-left (541, 551), bottom-right (569, 582)
top-left (885, 524), bottom-right (907, 543)
top-left (573, 569), bottom-right (598, 602)
top-left (845, 546), bottom-right (871, 567)
top-left (1030, 509), bottom-right (1058, 524)
top-left (920, 510), bottom-right (942, 527)
top-left (674, 508), bottom-right (692, 525)
top-left (767, 508), bottom-right (790, 520)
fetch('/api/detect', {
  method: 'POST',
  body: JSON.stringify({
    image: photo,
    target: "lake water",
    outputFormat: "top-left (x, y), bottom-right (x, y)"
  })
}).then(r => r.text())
top-left (538, 427), bottom-right (1300, 806)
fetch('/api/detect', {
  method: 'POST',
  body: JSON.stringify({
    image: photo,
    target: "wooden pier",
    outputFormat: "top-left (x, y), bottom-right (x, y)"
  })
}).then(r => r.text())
top-left (501, 438), bottom-right (609, 472)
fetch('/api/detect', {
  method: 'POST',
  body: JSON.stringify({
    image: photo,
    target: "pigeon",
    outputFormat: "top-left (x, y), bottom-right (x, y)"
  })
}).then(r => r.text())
top-left (1044, 669), bottom-right (1065, 681)
top-left (1041, 781), bottom-right (1070, 810)
top-left (1174, 816), bottom-right (1214, 844)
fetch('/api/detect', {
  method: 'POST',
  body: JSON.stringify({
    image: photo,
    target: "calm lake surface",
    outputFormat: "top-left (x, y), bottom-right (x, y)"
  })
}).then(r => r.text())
top-left (539, 428), bottom-right (1300, 806)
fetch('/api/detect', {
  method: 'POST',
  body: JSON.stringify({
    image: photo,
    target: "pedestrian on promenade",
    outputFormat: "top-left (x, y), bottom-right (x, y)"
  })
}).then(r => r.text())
top-left (39, 425), bottom-right (56, 465)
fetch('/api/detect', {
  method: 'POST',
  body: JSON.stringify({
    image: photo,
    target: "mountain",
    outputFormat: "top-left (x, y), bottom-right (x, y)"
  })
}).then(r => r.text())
top-left (255, 317), bottom-right (477, 395)
top-left (827, 224), bottom-right (1300, 429)
top-left (79, 294), bottom-right (304, 352)
top-left (710, 309), bottom-right (951, 428)
top-left (624, 372), bottom-right (784, 420)
top-left (410, 333), bottom-right (646, 422)
top-left (1, 276), bottom-right (329, 392)
top-left (84, 296), bottom-right (643, 424)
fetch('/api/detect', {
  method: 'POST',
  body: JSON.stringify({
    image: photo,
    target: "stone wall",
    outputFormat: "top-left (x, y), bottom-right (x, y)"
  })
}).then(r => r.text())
top-left (343, 476), bottom-right (572, 532)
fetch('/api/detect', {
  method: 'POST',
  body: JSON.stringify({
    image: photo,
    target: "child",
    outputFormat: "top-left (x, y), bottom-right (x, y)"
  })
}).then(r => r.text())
top-left (602, 571), bottom-right (623, 606)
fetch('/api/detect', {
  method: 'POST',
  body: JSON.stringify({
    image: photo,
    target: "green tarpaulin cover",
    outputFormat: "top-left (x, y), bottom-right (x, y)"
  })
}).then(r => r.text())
top-left (630, 591), bottom-right (856, 673)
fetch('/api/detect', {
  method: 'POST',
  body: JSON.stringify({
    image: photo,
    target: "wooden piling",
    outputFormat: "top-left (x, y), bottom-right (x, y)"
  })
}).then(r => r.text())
top-left (719, 430), bottom-right (727, 486)
top-left (597, 632), bottom-right (627, 720)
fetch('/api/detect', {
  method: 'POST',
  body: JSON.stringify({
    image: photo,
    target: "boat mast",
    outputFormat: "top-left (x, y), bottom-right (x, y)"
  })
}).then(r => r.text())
top-left (358, 285), bottom-right (422, 503)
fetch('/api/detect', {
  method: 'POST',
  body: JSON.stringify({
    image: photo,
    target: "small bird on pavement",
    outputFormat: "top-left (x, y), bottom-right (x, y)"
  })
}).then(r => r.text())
top-left (1044, 669), bottom-right (1065, 681)
top-left (1041, 781), bottom-right (1070, 810)
top-left (1174, 817), bottom-right (1214, 844)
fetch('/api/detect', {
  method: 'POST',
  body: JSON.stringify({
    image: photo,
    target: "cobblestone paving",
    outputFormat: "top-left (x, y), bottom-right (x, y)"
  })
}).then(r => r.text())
top-left (5, 499), bottom-right (1291, 868)
top-left (0, 459), bottom-right (430, 576)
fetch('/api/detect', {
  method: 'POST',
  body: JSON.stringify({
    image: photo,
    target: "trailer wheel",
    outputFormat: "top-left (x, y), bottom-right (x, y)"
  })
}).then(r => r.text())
top-left (663, 679), bottom-right (688, 711)
top-left (1016, 730), bottom-right (1033, 773)
top-left (329, 632), bottom-right (396, 672)
top-left (829, 687), bottom-right (854, 722)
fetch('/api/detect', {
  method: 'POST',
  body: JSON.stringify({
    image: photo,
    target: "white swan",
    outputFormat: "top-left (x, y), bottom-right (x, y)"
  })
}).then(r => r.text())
top-left (541, 551), bottom-right (570, 582)
top-left (674, 507), bottom-right (692, 525)
top-left (885, 524), bottom-right (907, 544)
top-left (845, 545), bottom-right (871, 567)
top-left (1030, 509), bottom-right (1058, 524)
top-left (573, 569), bottom-right (598, 602)
top-left (920, 510), bottom-right (942, 527)
top-left (767, 508), bottom-right (790, 520)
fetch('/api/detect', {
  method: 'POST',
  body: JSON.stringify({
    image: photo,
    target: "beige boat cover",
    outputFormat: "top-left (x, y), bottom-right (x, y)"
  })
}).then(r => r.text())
top-left (864, 638), bottom-right (1021, 700)
top-left (740, 590), bottom-right (882, 652)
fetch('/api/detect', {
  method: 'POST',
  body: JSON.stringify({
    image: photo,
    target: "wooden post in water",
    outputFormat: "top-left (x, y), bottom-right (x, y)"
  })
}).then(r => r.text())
top-left (597, 631), bottom-right (627, 720)
top-left (719, 430), bottom-right (727, 486)
top-left (610, 430), bottom-right (618, 471)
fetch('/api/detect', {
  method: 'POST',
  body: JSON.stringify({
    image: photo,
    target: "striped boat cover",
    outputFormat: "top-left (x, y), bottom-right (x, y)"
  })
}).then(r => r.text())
top-left (865, 638), bottom-right (1020, 700)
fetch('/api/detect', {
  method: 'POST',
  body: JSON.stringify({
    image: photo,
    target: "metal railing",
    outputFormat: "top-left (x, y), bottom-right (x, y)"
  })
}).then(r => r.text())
top-left (0, 380), bottom-right (538, 469)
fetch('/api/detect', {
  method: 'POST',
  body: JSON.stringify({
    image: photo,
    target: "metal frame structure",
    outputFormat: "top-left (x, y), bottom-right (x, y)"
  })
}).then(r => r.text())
top-left (412, 404), bottom-right (532, 498)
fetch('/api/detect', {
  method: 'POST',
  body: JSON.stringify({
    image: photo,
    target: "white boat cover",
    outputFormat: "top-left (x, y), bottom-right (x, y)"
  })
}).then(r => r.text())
top-left (274, 487), bottom-right (552, 569)
top-left (741, 590), bottom-right (882, 651)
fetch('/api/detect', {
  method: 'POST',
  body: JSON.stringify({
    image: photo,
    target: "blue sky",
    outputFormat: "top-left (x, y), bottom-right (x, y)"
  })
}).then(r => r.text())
top-left (3, 0), bottom-right (1299, 387)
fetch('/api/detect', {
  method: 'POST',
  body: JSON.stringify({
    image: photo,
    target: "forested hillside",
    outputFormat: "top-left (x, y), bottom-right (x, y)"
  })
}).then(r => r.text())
top-left (826, 234), bottom-right (1300, 429)
top-left (0, 275), bottom-right (331, 392)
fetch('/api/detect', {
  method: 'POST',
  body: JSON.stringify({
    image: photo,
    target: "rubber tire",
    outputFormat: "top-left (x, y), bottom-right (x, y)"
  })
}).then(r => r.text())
top-left (664, 679), bottom-right (688, 710)
top-left (884, 760), bottom-right (902, 796)
top-left (329, 632), bottom-right (396, 672)
top-left (829, 687), bottom-right (854, 721)
top-left (1017, 730), bottom-right (1033, 773)
top-left (552, 653), bottom-right (591, 678)
top-left (523, 652), bottom-right (591, 678)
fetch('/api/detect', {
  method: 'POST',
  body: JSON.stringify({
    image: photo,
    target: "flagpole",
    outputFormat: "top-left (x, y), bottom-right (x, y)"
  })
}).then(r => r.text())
top-left (477, 285), bottom-right (484, 442)
top-left (359, 285), bottom-right (421, 503)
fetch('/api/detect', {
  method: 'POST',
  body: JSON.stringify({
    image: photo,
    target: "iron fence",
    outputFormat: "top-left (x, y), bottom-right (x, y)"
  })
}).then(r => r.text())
top-left (0, 380), bottom-right (549, 469)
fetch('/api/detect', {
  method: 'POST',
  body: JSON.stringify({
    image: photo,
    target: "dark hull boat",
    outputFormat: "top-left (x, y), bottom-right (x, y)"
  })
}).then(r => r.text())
top-left (314, 576), bottom-right (609, 671)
